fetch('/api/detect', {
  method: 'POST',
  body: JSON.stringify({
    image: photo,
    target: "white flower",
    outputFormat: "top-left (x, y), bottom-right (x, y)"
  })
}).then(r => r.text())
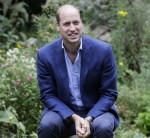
top-left (6, 48), bottom-right (19, 57)
top-left (2, 74), bottom-right (6, 78)
top-left (12, 55), bottom-right (18, 60)
top-left (31, 64), bottom-right (35, 69)
top-left (13, 48), bottom-right (19, 53)
top-left (20, 56), bottom-right (25, 59)
top-left (6, 49), bottom-right (13, 56)
top-left (30, 58), bottom-right (35, 64)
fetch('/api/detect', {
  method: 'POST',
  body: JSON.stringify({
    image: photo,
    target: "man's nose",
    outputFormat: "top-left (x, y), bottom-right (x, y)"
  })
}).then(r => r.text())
top-left (69, 24), bottom-right (75, 31)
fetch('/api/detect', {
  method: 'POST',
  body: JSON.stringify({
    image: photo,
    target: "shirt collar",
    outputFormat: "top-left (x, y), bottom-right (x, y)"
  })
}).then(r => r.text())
top-left (62, 38), bottom-right (82, 50)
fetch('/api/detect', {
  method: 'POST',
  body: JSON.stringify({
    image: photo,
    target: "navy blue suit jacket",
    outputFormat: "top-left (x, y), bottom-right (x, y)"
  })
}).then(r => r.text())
top-left (37, 36), bottom-right (119, 126)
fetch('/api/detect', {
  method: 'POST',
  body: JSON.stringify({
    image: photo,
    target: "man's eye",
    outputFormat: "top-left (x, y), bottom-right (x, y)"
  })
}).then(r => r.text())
top-left (74, 22), bottom-right (79, 25)
top-left (63, 23), bottom-right (70, 26)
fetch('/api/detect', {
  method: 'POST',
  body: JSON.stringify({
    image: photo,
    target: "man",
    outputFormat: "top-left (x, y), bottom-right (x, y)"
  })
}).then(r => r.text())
top-left (37, 4), bottom-right (119, 138)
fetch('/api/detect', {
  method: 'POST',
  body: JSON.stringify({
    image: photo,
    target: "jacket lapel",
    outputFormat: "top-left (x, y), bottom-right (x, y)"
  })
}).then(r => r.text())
top-left (80, 37), bottom-right (93, 92)
top-left (54, 40), bottom-right (70, 98)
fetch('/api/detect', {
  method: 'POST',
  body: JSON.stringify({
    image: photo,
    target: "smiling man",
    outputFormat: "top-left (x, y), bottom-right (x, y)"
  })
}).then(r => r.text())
top-left (37, 4), bottom-right (119, 138)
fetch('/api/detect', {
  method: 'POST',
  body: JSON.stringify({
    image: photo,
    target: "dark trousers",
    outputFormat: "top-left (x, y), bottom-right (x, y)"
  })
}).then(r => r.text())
top-left (38, 110), bottom-right (117, 138)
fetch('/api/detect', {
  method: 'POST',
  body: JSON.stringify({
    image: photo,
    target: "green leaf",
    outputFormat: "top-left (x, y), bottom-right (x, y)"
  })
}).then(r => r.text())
top-left (9, 98), bottom-right (17, 101)
top-left (0, 93), bottom-right (7, 98)
top-left (17, 122), bottom-right (26, 133)
top-left (0, 110), bottom-right (18, 124)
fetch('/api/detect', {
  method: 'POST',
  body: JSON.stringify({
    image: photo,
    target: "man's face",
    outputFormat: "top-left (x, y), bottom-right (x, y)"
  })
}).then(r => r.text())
top-left (56, 7), bottom-right (83, 45)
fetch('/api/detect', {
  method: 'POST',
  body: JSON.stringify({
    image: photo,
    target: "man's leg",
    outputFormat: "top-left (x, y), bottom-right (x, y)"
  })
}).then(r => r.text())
top-left (91, 112), bottom-right (115, 138)
top-left (38, 110), bottom-right (75, 138)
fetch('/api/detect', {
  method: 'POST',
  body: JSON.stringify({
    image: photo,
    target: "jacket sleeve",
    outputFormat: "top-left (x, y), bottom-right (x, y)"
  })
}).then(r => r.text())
top-left (87, 46), bottom-right (118, 118)
top-left (36, 50), bottom-right (74, 119)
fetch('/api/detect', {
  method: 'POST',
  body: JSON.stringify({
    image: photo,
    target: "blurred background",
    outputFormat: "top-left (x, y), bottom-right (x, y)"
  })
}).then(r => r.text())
top-left (0, 0), bottom-right (150, 137)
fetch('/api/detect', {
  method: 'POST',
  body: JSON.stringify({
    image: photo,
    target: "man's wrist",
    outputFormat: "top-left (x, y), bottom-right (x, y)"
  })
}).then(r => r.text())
top-left (85, 116), bottom-right (93, 124)
top-left (69, 114), bottom-right (81, 122)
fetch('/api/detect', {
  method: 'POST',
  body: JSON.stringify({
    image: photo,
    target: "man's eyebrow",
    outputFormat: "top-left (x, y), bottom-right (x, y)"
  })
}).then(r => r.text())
top-left (62, 21), bottom-right (70, 24)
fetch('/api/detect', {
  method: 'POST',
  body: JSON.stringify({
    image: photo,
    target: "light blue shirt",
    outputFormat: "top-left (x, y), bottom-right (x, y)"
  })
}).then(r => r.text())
top-left (62, 40), bottom-right (84, 110)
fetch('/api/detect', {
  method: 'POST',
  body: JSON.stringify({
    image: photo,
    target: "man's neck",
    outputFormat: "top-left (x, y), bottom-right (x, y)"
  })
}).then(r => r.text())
top-left (63, 41), bottom-right (80, 54)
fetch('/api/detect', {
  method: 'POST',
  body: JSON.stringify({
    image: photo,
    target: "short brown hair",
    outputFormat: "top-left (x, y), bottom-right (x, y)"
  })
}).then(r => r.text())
top-left (56, 4), bottom-right (81, 24)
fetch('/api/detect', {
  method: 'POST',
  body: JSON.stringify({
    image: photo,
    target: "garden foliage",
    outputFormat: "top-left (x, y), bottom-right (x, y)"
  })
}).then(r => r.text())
top-left (0, 0), bottom-right (29, 50)
top-left (0, 0), bottom-right (150, 137)
top-left (0, 42), bottom-right (42, 137)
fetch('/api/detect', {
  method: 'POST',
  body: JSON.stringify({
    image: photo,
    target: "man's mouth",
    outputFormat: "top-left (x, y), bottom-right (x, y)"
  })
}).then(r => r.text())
top-left (69, 33), bottom-right (78, 38)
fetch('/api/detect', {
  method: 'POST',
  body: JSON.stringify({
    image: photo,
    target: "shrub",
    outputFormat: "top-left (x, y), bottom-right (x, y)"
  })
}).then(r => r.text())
top-left (116, 66), bottom-right (150, 136)
top-left (70, 0), bottom-right (118, 29)
top-left (0, 43), bottom-right (42, 137)
top-left (0, 15), bottom-right (19, 50)
top-left (32, 0), bottom-right (69, 48)
top-left (0, 0), bottom-right (29, 31)
top-left (0, 0), bottom-right (29, 50)
top-left (0, 106), bottom-right (26, 137)
top-left (115, 118), bottom-right (147, 138)
top-left (136, 112), bottom-right (150, 135)
top-left (111, 0), bottom-right (150, 84)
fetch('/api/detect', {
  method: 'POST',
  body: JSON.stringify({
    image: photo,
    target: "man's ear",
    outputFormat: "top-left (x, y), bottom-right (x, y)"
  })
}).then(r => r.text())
top-left (56, 22), bottom-right (60, 31)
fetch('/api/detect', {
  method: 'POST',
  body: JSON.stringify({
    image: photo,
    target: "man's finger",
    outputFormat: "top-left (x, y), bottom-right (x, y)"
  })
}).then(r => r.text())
top-left (76, 126), bottom-right (86, 134)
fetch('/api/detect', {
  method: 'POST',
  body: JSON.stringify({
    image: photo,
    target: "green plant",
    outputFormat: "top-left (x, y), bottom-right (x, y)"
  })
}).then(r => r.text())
top-left (42, 0), bottom-right (68, 16)
top-left (115, 128), bottom-right (147, 138)
top-left (32, 14), bottom-right (58, 47)
top-left (32, 0), bottom-right (69, 47)
top-left (0, 0), bottom-right (29, 31)
top-left (70, 0), bottom-right (118, 29)
top-left (0, 44), bottom-right (42, 137)
top-left (111, 0), bottom-right (150, 84)
top-left (116, 65), bottom-right (150, 137)
top-left (136, 112), bottom-right (150, 135)
top-left (0, 15), bottom-right (19, 50)
top-left (0, 0), bottom-right (29, 50)
top-left (0, 106), bottom-right (26, 137)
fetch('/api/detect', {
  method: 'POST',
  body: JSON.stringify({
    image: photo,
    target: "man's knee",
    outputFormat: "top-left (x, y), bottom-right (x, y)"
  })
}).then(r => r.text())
top-left (39, 119), bottom-right (58, 132)
top-left (93, 121), bottom-right (113, 132)
top-left (91, 113), bottom-right (115, 138)
top-left (38, 111), bottom-right (65, 137)
top-left (92, 123), bottom-right (114, 138)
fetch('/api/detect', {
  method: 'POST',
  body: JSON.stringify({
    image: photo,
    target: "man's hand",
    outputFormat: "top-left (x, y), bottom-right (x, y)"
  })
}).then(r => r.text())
top-left (70, 114), bottom-right (92, 138)
top-left (84, 116), bottom-right (93, 124)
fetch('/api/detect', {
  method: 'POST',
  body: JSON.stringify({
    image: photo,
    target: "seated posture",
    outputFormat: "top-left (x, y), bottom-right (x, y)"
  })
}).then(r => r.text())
top-left (37, 4), bottom-right (119, 138)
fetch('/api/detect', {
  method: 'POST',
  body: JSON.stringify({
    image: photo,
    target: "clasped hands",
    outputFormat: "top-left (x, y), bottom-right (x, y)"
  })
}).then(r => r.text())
top-left (70, 114), bottom-right (93, 138)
